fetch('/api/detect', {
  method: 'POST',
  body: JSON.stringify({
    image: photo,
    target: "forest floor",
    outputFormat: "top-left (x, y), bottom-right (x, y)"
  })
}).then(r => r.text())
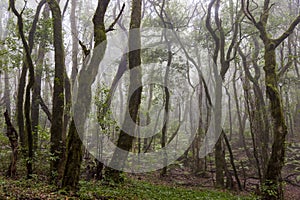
top-left (0, 141), bottom-right (299, 199)
top-left (0, 177), bottom-right (255, 200)
top-left (1, 165), bottom-right (299, 200)
top-left (131, 165), bottom-right (300, 200)
top-left (0, 160), bottom-right (299, 200)
top-left (0, 173), bottom-right (256, 200)
top-left (129, 141), bottom-right (300, 200)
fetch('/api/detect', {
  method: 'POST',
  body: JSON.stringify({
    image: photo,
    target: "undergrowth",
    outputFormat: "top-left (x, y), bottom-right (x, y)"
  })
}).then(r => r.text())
top-left (0, 175), bottom-right (257, 200)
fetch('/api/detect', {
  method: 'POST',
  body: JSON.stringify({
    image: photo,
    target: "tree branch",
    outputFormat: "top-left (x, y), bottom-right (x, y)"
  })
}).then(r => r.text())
top-left (62, 0), bottom-right (70, 20)
top-left (29, 0), bottom-right (47, 52)
top-left (38, 95), bottom-right (52, 122)
top-left (105, 3), bottom-right (125, 33)
top-left (274, 14), bottom-right (300, 48)
top-left (79, 40), bottom-right (90, 57)
top-left (242, 0), bottom-right (257, 25)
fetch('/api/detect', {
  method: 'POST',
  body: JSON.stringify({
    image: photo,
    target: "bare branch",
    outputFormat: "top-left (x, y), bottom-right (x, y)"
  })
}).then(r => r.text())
top-left (274, 14), bottom-right (300, 48)
top-left (38, 95), bottom-right (52, 122)
top-left (20, 0), bottom-right (28, 15)
top-left (79, 40), bottom-right (90, 57)
top-left (205, 0), bottom-right (219, 63)
top-left (242, 0), bottom-right (257, 25)
top-left (105, 3), bottom-right (125, 33)
top-left (62, 0), bottom-right (70, 19)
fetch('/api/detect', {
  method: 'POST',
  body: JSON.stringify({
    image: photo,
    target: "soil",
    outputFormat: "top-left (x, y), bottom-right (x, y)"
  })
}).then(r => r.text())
top-left (128, 142), bottom-right (300, 200)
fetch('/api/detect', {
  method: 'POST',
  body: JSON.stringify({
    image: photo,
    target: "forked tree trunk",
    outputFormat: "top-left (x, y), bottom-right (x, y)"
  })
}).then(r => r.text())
top-left (62, 0), bottom-right (110, 191)
top-left (205, 0), bottom-right (240, 187)
top-left (242, 1), bottom-right (300, 198)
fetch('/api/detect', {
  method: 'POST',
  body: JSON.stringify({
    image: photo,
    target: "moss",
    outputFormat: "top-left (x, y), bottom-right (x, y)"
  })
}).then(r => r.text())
top-left (262, 45), bottom-right (288, 200)
top-left (62, 120), bottom-right (83, 191)
top-left (94, 27), bottom-right (106, 47)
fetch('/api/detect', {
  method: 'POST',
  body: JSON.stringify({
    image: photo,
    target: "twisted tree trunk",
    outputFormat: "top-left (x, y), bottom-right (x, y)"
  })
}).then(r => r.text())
top-left (243, 0), bottom-right (300, 198)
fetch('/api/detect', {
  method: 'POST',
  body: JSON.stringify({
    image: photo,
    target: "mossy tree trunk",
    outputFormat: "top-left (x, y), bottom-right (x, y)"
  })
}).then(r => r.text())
top-left (61, 120), bottom-right (82, 190)
top-left (47, 0), bottom-right (65, 182)
top-left (262, 42), bottom-right (288, 200)
top-left (62, 0), bottom-right (110, 191)
top-left (9, 0), bottom-right (46, 178)
top-left (243, 0), bottom-right (300, 199)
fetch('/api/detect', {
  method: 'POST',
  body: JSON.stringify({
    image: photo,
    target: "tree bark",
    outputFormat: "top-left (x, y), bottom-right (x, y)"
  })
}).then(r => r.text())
top-left (61, 120), bottom-right (82, 190)
top-left (31, 5), bottom-right (50, 151)
top-left (70, 0), bottom-right (79, 86)
top-left (17, 63), bottom-right (27, 149)
top-left (242, 0), bottom-right (300, 198)
top-left (4, 71), bottom-right (11, 118)
top-left (47, 0), bottom-right (65, 182)
top-left (9, 0), bottom-right (46, 179)
top-left (106, 0), bottom-right (142, 182)
top-left (4, 110), bottom-right (18, 177)
top-left (262, 44), bottom-right (288, 200)
top-left (62, 0), bottom-right (110, 191)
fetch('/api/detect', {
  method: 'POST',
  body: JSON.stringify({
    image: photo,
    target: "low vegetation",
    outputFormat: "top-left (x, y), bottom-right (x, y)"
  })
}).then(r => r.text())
top-left (0, 176), bottom-right (256, 200)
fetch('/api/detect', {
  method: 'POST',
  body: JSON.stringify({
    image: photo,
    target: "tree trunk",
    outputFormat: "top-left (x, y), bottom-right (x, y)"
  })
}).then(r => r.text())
top-left (17, 63), bottom-right (27, 149)
top-left (62, 0), bottom-right (110, 191)
top-left (205, 0), bottom-right (240, 187)
top-left (242, 1), bottom-right (300, 198)
top-left (4, 71), bottom-right (11, 118)
top-left (106, 0), bottom-right (142, 182)
top-left (47, 0), bottom-right (65, 182)
top-left (10, 0), bottom-right (46, 179)
top-left (161, 33), bottom-right (172, 177)
top-left (262, 46), bottom-right (288, 200)
top-left (31, 5), bottom-right (50, 151)
top-left (4, 110), bottom-right (18, 177)
top-left (70, 0), bottom-right (78, 85)
top-left (61, 120), bottom-right (82, 190)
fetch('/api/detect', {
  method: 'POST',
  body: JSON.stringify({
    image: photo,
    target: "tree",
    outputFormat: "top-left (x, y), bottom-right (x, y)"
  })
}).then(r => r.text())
top-left (31, 4), bottom-right (50, 151)
top-left (205, 0), bottom-right (241, 188)
top-left (47, 0), bottom-right (65, 182)
top-left (242, 0), bottom-right (300, 199)
top-left (62, 0), bottom-right (111, 191)
top-left (9, 0), bottom-right (46, 178)
top-left (106, 0), bottom-right (142, 182)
